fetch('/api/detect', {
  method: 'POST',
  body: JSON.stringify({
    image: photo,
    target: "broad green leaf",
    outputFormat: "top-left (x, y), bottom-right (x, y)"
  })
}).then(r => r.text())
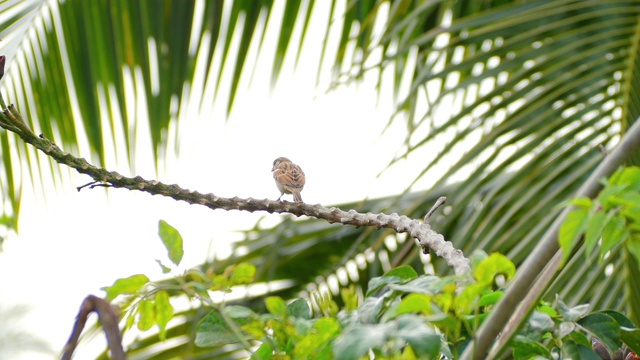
top-left (571, 197), bottom-right (593, 209)
top-left (395, 315), bottom-right (440, 358)
top-left (512, 335), bottom-right (552, 360)
top-left (229, 262), bottom-right (256, 285)
top-left (367, 276), bottom-right (406, 296)
top-left (559, 208), bottom-right (589, 264)
top-left (396, 294), bottom-right (432, 316)
top-left (389, 275), bottom-right (455, 295)
top-left (357, 296), bottom-right (387, 324)
top-left (286, 298), bottom-right (310, 319)
top-left (154, 290), bottom-right (173, 340)
top-left (601, 215), bottom-right (628, 256)
top-left (473, 253), bottom-right (516, 285)
top-left (250, 342), bottom-right (274, 360)
top-left (577, 313), bottom-right (620, 354)
top-left (383, 265), bottom-right (419, 280)
top-left (195, 309), bottom-right (249, 347)
top-left (265, 296), bottom-right (287, 318)
top-left (293, 318), bottom-right (340, 358)
top-left (621, 327), bottom-right (640, 356)
top-left (612, 166), bottom-right (640, 191)
top-left (556, 296), bottom-right (589, 322)
top-left (561, 339), bottom-right (600, 360)
top-left (102, 274), bottom-right (149, 301)
top-left (332, 323), bottom-right (392, 360)
top-left (137, 299), bottom-right (155, 331)
top-left (478, 291), bottom-right (503, 307)
top-left (584, 212), bottom-right (607, 258)
top-left (158, 220), bottom-right (184, 266)
top-left (627, 237), bottom-right (640, 268)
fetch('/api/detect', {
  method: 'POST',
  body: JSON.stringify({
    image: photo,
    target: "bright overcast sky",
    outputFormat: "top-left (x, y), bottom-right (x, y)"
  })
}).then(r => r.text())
top-left (0, 1), bottom-right (437, 359)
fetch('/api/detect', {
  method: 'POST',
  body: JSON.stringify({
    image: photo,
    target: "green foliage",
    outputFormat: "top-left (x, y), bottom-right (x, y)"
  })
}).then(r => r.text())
top-left (158, 220), bottom-right (184, 266)
top-left (101, 220), bottom-right (640, 359)
top-left (560, 166), bottom-right (640, 266)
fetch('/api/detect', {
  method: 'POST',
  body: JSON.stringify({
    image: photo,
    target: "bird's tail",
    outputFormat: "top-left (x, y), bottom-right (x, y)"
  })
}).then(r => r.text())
top-left (293, 191), bottom-right (303, 203)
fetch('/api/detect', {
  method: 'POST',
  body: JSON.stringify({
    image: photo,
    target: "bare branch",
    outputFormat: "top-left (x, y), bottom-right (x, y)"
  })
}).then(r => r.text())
top-left (62, 295), bottom-right (124, 360)
top-left (0, 103), bottom-right (472, 277)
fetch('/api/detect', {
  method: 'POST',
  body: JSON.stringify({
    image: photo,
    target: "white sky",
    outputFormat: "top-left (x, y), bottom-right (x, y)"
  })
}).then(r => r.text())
top-left (0, 1), bottom-right (430, 358)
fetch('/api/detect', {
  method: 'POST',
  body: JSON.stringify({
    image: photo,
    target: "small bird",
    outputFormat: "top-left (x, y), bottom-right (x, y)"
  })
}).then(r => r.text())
top-left (272, 157), bottom-right (305, 202)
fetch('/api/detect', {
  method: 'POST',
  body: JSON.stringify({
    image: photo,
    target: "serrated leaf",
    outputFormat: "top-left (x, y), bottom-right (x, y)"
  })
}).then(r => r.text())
top-left (158, 220), bottom-right (184, 266)
top-left (102, 274), bottom-right (149, 301)
top-left (154, 290), bottom-right (173, 340)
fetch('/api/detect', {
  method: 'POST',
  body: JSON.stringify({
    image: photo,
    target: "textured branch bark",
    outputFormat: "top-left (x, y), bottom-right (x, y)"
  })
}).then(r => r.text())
top-left (0, 104), bottom-right (472, 277)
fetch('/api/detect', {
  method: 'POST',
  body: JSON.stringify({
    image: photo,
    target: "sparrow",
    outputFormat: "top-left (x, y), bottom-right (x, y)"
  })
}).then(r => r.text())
top-left (272, 157), bottom-right (305, 202)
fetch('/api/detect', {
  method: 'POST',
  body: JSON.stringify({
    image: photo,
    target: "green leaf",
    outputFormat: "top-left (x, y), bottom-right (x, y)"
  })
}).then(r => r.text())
top-left (571, 197), bottom-right (593, 209)
top-left (154, 290), bottom-right (173, 340)
top-left (478, 291), bottom-right (503, 307)
top-left (367, 276), bottom-right (406, 297)
top-left (601, 215), bottom-right (629, 255)
top-left (265, 296), bottom-right (287, 318)
top-left (137, 299), bottom-right (155, 331)
top-left (556, 296), bottom-right (589, 322)
top-left (158, 220), bottom-right (184, 266)
top-left (613, 166), bottom-right (640, 191)
top-left (621, 327), bottom-right (640, 356)
top-left (155, 260), bottom-right (171, 274)
top-left (332, 323), bottom-right (392, 360)
top-left (250, 342), bottom-right (274, 360)
top-left (229, 262), bottom-right (256, 285)
top-left (559, 208), bottom-right (589, 264)
top-left (561, 339), bottom-right (601, 360)
top-left (473, 253), bottom-right (516, 285)
top-left (396, 293), bottom-right (432, 316)
top-left (195, 309), bottom-right (249, 347)
top-left (286, 298), bottom-right (310, 319)
top-left (627, 237), bottom-right (640, 268)
top-left (512, 335), bottom-right (552, 360)
top-left (294, 318), bottom-right (340, 359)
top-left (102, 274), bottom-right (149, 301)
top-left (394, 315), bottom-right (440, 358)
top-left (383, 265), bottom-right (419, 280)
top-left (389, 275), bottom-right (455, 295)
top-left (584, 212), bottom-right (607, 258)
top-left (577, 313), bottom-right (621, 354)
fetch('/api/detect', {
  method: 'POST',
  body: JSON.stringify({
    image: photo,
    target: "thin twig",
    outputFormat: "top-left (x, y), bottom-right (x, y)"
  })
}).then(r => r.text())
top-left (424, 196), bottom-right (446, 223)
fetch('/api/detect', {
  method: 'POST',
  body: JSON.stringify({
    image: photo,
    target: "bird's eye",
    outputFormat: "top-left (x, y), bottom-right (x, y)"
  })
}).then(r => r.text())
top-left (273, 159), bottom-right (278, 166)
